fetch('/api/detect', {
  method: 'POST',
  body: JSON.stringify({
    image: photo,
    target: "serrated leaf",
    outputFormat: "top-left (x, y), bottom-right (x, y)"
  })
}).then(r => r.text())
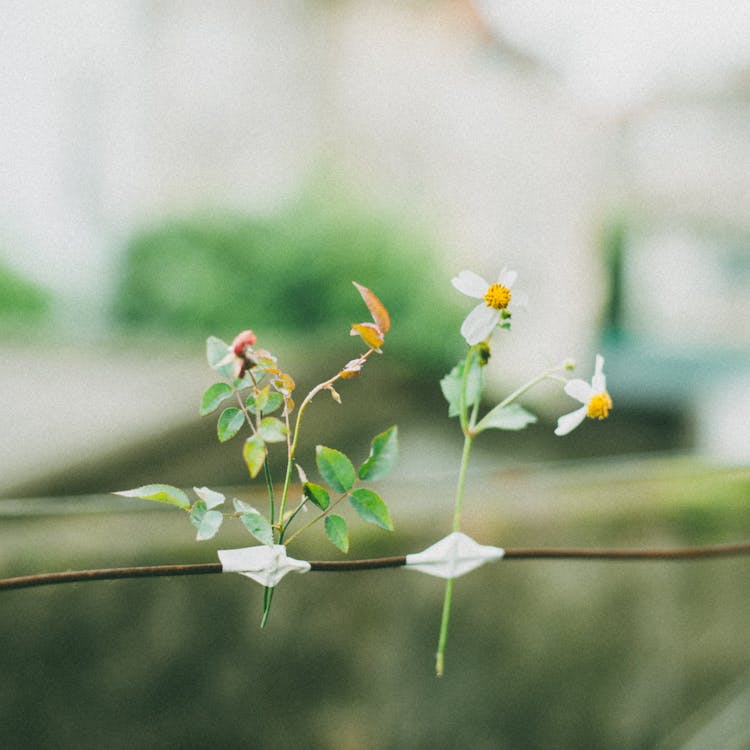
top-left (191, 502), bottom-right (224, 541)
top-left (217, 407), bottom-right (245, 442)
top-left (263, 392), bottom-right (285, 414)
top-left (193, 486), bottom-right (225, 509)
top-left (302, 482), bottom-right (330, 511)
top-left (324, 514), bottom-right (349, 553)
top-left (316, 446), bottom-right (356, 493)
top-left (349, 488), bottom-right (393, 531)
top-left (243, 435), bottom-right (267, 478)
top-left (200, 382), bottom-right (234, 416)
top-left (206, 336), bottom-right (234, 377)
top-left (440, 357), bottom-right (482, 418)
top-left (233, 499), bottom-right (274, 546)
top-left (258, 416), bottom-right (288, 443)
top-left (233, 372), bottom-right (255, 390)
top-left (114, 484), bottom-right (190, 510)
top-left (247, 386), bottom-right (271, 414)
top-left (359, 425), bottom-right (398, 481)
top-left (475, 403), bottom-right (537, 432)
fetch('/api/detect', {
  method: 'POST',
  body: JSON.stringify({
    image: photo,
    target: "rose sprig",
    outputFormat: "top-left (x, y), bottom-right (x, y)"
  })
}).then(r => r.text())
top-left (116, 282), bottom-right (398, 624)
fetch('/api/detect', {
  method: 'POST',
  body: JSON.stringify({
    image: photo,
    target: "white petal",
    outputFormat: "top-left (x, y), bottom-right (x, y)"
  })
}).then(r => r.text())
top-left (591, 354), bottom-right (606, 392)
top-left (452, 270), bottom-right (489, 299)
top-left (563, 379), bottom-right (593, 404)
top-left (554, 406), bottom-right (587, 436)
top-left (460, 304), bottom-right (500, 345)
top-left (498, 267), bottom-right (517, 288)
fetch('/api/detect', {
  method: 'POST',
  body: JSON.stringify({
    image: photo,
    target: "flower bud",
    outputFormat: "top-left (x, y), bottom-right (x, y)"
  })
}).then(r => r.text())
top-left (232, 330), bottom-right (257, 356)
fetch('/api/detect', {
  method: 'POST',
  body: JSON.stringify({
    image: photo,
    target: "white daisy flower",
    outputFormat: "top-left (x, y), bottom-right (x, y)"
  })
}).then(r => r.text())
top-left (451, 268), bottom-right (522, 345)
top-left (554, 354), bottom-right (613, 436)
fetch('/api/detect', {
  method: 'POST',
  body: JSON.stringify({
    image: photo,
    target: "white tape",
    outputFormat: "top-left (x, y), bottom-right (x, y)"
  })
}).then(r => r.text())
top-left (218, 545), bottom-right (311, 587)
top-left (405, 532), bottom-right (504, 579)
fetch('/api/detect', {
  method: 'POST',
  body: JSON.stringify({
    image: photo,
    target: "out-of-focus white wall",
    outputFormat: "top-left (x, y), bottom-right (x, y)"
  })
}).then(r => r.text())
top-left (0, 1), bottom-right (610, 378)
top-left (2, 0), bottom-right (750, 449)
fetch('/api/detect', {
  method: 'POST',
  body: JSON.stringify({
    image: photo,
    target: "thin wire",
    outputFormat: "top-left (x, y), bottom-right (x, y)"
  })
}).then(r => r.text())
top-left (1, 541), bottom-right (749, 591)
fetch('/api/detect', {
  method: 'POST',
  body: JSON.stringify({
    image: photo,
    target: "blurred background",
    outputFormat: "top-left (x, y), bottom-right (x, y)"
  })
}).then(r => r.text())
top-left (1, 2), bottom-right (749, 748)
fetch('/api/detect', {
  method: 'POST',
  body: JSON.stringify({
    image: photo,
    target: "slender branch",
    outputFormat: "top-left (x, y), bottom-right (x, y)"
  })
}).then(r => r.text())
top-left (502, 542), bottom-right (750, 560)
top-left (277, 347), bottom-right (377, 538)
top-left (0, 563), bottom-right (223, 590)
top-left (2, 541), bottom-right (749, 591)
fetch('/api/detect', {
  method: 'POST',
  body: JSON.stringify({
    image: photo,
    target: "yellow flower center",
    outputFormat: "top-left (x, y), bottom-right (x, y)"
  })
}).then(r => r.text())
top-left (484, 283), bottom-right (512, 310)
top-left (587, 392), bottom-right (612, 420)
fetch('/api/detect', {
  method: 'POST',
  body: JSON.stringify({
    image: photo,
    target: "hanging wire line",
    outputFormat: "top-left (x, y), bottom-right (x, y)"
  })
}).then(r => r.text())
top-left (2, 540), bottom-right (750, 591)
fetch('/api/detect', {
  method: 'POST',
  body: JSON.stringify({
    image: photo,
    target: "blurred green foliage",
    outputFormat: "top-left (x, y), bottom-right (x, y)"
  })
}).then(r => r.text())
top-left (112, 196), bottom-right (464, 375)
top-left (0, 259), bottom-right (51, 327)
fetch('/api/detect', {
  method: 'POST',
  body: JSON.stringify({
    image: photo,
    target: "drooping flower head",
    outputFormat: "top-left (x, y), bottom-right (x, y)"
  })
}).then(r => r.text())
top-left (452, 268), bottom-right (522, 346)
top-left (231, 329), bottom-right (257, 356)
top-left (554, 354), bottom-right (613, 436)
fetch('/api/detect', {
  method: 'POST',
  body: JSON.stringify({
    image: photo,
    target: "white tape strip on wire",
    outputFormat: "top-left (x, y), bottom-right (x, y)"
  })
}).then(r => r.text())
top-left (219, 532), bottom-right (504, 586)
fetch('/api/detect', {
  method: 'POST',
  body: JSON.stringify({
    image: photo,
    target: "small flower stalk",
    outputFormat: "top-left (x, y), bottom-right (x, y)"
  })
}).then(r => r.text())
top-left (435, 266), bottom-right (613, 675)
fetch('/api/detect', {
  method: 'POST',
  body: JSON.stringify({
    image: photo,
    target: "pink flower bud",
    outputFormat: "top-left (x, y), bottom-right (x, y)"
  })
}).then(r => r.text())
top-left (231, 329), bottom-right (257, 356)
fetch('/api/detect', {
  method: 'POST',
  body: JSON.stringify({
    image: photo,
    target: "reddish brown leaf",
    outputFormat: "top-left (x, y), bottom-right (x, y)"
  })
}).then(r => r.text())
top-left (352, 282), bottom-right (390, 334)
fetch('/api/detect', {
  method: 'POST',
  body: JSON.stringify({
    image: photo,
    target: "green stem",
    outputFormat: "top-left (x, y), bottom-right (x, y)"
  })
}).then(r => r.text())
top-left (451, 431), bottom-right (474, 533)
top-left (283, 492), bottom-right (350, 547)
top-left (261, 585), bottom-right (274, 628)
top-left (265, 347), bottom-right (376, 625)
top-left (277, 348), bottom-right (376, 541)
top-left (436, 346), bottom-right (478, 676)
top-left (260, 459), bottom-right (276, 628)
top-left (436, 428), bottom-right (473, 676)
top-left (436, 578), bottom-right (453, 677)
top-left (276, 396), bottom-right (312, 542)
top-left (493, 371), bottom-right (553, 413)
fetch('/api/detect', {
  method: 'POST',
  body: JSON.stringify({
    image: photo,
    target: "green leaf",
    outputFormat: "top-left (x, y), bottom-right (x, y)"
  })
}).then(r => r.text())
top-left (258, 416), bottom-right (288, 443)
top-left (233, 499), bottom-right (274, 546)
top-left (233, 372), bottom-right (255, 390)
top-left (302, 482), bottom-right (330, 511)
top-left (114, 484), bottom-right (190, 510)
top-left (200, 382), bottom-right (234, 416)
top-left (243, 435), bottom-right (267, 479)
top-left (206, 336), bottom-right (234, 377)
top-left (193, 486), bottom-right (225, 509)
top-left (316, 446), bottom-right (356, 493)
top-left (475, 403), bottom-right (538, 432)
top-left (247, 386), bottom-right (270, 413)
top-left (324, 514), bottom-right (349, 553)
top-left (349, 488), bottom-right (393, 531)
top-left (440, 356), bottom-right (482, 418)
top-left (191, 502), bottom-right (224, 541)
top-left (217, 407), bottom-right (245, 442)
top-left (359, 425), bottom-right (398, 481)
top-left (247, 390), bottom-right (284, 415)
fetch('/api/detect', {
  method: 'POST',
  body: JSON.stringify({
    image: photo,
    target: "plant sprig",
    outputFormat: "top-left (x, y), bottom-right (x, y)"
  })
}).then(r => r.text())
top-left (115, 282), bottom-right (398, 625)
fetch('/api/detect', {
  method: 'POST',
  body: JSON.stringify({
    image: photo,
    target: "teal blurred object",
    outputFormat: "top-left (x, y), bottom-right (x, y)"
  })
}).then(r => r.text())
top-left (112, 196), bottom-right (463, 376)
